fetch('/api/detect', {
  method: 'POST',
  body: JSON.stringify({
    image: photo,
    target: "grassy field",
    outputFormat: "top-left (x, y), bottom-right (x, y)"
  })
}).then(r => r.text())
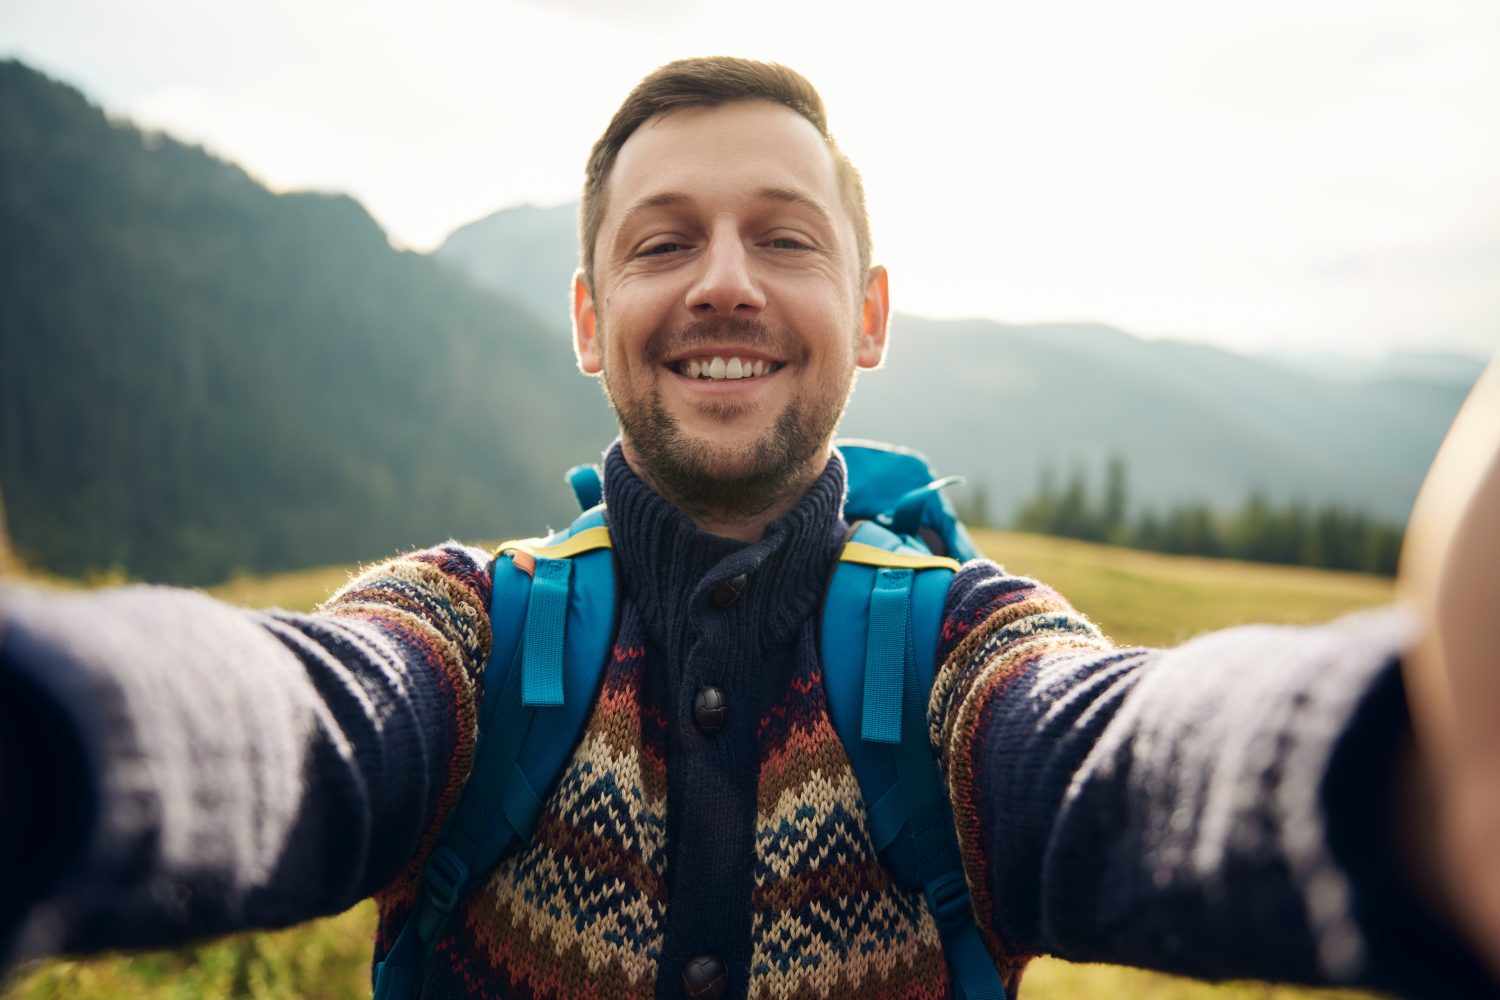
top-left (2, 530), bottom-right (1396, 999)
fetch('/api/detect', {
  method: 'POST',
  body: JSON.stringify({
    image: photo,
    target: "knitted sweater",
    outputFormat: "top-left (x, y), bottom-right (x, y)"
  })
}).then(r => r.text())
top-left (0, 444), bottom-right (1492, 998)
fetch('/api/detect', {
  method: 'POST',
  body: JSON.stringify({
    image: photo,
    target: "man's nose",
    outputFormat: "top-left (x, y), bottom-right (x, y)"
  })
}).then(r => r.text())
top-left (686, 234), bottom-right (767, 315)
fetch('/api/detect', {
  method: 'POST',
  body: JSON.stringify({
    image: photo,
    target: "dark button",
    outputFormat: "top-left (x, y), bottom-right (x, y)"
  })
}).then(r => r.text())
top-left (710, 573), bottom-right (748, 609)
top-left (682, 954), bottom-right (727, 999)
top-left (693, 685), bottom-right (728, 735)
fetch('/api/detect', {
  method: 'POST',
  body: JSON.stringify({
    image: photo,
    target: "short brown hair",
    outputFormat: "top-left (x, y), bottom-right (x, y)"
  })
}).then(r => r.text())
top-left (579, 57), bottom-right (872, 292)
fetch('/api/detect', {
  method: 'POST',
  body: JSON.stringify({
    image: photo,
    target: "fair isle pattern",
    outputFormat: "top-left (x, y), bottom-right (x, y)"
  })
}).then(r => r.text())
top-left (929, 568), bottom-right (1113, 980)
top-left (421, 640), bottom-right (670, 999)
top-left (311, 544), bottom-right (1102, 999)
top-left (319, 542), bottom-right (494, 929)
top-left (749, 655), bottom-right (950, 999)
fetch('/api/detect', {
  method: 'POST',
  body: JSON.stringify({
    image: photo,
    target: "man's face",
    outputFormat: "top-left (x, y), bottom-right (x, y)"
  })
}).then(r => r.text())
top-left (573, 100), bottom-right (889, 520)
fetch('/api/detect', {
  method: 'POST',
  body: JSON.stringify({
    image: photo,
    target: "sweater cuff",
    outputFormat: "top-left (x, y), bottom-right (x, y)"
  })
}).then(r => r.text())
top-left (0, 607), bottom-right (100, 972)
top-left (1322, 652), bottom-right (1500, 998)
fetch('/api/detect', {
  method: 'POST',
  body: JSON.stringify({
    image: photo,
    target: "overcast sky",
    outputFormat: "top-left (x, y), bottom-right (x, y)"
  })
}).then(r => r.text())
top-left (5, 0), bottom-right (1498, 359)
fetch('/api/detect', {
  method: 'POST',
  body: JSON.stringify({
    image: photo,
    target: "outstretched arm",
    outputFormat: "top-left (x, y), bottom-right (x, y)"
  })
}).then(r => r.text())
top-left (0, 543), bottom-right (492, 968)
top-left (1397, 353), bottom-right (1500, 978)
top-left (930, 357), bottom-right (1500, 996)
top-left (930, 571), bottom-right (1457, 991)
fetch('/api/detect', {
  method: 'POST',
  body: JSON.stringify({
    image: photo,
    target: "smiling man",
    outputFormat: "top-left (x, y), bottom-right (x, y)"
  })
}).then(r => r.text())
top-left (2, 56), bottom-right (1500, 1000)
top-left (576, 94), bottom-right (887, 539)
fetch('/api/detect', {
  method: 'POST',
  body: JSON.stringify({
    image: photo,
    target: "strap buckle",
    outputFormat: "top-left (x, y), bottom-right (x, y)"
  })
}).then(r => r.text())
top-left (422, 845), bottom-right (471, 915)
top-left (924, 869), bottom-right (974, 939)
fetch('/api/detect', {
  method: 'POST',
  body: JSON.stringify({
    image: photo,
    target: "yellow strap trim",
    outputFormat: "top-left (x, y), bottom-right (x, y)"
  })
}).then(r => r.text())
top-left (495, 525), bottom-right (613, 561)
top-left (839, 541), bottom-right (960, 572)
top-left (496, 528), bottom-right (949, 569)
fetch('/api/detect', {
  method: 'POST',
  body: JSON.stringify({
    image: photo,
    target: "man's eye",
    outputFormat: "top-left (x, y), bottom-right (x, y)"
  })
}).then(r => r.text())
top-left (768, 237), bottom-right (808, 250)
top-left (641, 242), bottom-right (683, 256)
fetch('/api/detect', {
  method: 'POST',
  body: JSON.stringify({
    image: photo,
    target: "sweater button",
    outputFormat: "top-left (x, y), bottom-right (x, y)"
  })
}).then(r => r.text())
top-left (710, 574), bottom-right (747, 609)
top-left (693, 685), bottom-right (728, 735)
top-left (682, 954), bottom-right (727, 998)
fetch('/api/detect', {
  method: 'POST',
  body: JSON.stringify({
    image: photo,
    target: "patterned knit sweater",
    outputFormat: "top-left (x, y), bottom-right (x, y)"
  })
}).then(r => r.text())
top-left (0, 445), bottom-right (1493, 998)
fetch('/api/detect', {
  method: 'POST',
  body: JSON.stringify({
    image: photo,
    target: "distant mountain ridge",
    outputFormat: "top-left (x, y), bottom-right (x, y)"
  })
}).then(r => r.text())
top-left (436, 202), bottom-right (580, 328)
top-left (0, 61), bottom-right (614, 584)
top-left (0, 59), bottom-right (1473, 586)
top-left (438, 204), bottom-right (1475, 523)
top-left (845, 316), bottom-right (1463, 522)
top-left (1263, 349), bottom-right (1486, 386)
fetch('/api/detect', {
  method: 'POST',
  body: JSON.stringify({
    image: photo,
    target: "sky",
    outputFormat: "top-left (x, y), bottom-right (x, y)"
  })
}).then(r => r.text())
top-left (4, 0), bottom-right (1498, 359)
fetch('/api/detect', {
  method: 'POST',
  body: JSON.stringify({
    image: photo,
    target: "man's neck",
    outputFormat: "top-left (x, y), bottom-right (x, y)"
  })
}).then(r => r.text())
top-left (616, 440), bottom-right (833, 543)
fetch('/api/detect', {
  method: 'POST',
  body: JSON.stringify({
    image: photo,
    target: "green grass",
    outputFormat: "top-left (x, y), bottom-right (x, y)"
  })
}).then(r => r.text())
top-left (975, 529), bottom-right (1394, 648)
top-left (2, 531), bottom-right (1396, 999)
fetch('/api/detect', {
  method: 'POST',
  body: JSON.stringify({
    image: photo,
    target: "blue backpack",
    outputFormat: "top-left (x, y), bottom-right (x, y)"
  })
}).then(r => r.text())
top-left (374, 441), bottom-right (1005, 1000)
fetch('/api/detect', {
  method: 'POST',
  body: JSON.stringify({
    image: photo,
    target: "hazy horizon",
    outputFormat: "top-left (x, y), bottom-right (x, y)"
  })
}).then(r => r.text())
top-left (5, 0), bottom-right (1498, 360)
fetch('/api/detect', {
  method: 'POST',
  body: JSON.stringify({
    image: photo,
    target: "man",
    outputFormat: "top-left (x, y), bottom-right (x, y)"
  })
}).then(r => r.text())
top-left (1, 56), bottom-right (1498, 1000)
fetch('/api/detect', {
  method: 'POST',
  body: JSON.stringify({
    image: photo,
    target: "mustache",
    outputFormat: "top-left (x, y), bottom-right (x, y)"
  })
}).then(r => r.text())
top-left (643, 317), bottom-right (805, 364)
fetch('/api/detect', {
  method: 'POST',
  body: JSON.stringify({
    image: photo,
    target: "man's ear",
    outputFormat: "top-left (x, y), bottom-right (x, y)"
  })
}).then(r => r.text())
top-left (573, 270), bottom-right (603, 375)
top-left (856, 265), bottom-right (890, 370)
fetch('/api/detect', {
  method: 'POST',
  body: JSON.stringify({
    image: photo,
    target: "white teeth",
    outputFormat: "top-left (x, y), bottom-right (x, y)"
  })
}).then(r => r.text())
top-left (679, 355), bottom-right (776, 380)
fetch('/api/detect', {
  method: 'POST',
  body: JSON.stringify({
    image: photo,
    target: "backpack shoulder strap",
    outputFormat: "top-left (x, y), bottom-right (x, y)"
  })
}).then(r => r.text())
top-left (375, 507), bottom-right (615, 1000)
top-left (836, 439), bottom-right (983, 563)
top-left (821, 520), bottom-right (1006, 1000)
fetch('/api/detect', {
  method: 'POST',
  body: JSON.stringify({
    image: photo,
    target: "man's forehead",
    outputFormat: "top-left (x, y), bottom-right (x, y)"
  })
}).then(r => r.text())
top-left (605, 101), bottom-right (844, 218)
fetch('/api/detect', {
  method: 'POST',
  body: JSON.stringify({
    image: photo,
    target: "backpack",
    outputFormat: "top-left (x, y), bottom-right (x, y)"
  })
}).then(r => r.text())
top-left (373, 441), bottom-right (1005, 1000)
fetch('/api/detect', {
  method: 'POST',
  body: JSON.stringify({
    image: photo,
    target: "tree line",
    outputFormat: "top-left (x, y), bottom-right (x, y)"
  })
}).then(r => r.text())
top-left (960, 457), bottom-right (1404, 577)
top-left (1, 61), bottom-right (615, 585)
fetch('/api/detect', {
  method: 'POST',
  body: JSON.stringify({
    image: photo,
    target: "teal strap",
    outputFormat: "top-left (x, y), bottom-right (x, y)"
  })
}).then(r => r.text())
top-left (566, 464), bottom-right (603, 511)
top-left (373, 837), bottom-right (482, 997)
top-left (887, 476), bottom-right (963, 536)
top-left (373, 930), bottom-right (417, 998)
top-left (374, 555), bottom-right (546, 1000)
top-left (865, 784), bottom-right (906, 854)
top-left (886, 570), bottom-right (1006, 1000)
top-left (501, 765), bottom-right (543, 839)
top-left (891, 570), bottom-right (955, 873)
top-left (375, 522), bottom-right (617, 1000)
top-left (448, 636), bottom-right (534, 853)
top-left (861, 567), bottom-right (912, 744)
top-left (521, 557), bottom-right (570, 706)
top-left (944, 919), bottom-right (1006, 1000)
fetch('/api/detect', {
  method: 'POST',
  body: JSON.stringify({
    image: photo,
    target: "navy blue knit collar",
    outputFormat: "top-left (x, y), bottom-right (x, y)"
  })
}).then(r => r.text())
top-left (600, 440), bottom-right (849, 650)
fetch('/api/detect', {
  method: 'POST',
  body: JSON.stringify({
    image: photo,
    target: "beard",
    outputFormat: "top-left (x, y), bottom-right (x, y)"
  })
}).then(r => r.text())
top-left (601, 316), bottom-right (856, 523)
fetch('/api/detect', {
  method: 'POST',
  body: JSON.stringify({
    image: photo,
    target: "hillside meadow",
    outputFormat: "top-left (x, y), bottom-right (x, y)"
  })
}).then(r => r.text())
top-left (1, 529), bottom-right (1393, 1000)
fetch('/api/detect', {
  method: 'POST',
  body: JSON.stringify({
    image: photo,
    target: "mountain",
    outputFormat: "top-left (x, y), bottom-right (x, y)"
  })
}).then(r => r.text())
top-left (439, 206), bottom-right (1473, 524)
top-left (0, 61), bottom-right (616, 584)
top-left (1, 57), bottom-right (1470, 588)
top-left (844, 318), bottom-right (1465, 523)
top-left (1264, 349), bottom-right (1487, 386)
top-left (435, 202), bottom-right (580, 329)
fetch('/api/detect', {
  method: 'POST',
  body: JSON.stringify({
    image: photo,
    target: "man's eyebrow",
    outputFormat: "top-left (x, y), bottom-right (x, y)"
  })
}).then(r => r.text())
top-left (619, 191), bottom-right (691, 224)
top-left (616, 188), bottom-right (836, 229)
top-left (756, 187), bottom-right (836, 228)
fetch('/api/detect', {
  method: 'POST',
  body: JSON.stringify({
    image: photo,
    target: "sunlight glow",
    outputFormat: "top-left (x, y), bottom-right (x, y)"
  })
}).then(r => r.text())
top-left (4, 0), bottom-right (1497, 357)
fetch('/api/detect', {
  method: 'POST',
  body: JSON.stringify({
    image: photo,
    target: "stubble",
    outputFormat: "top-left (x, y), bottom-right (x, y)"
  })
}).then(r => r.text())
top-left (601, 316), bottom-right (855, 523)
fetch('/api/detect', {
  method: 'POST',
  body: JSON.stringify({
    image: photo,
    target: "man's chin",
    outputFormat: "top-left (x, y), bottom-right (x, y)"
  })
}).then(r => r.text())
top-left (608, 371), bottom-right (847, 522)
top-left (620, 419), bottom-right (833, 523)
top-left (637, 429), bottom-right (806, 487)
top-left (673, 439), bottom-right (796, 486)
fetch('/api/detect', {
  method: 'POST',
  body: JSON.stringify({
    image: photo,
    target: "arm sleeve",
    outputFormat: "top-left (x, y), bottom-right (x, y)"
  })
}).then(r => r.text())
top-left (929, 560), bottom-right (1497, 998)
top-left (0, 542), bottom-right (492, 967)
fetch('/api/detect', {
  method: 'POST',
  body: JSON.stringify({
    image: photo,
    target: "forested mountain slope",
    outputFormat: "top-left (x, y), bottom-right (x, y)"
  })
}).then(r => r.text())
top-left (0, 61), bottom-right (615, 584)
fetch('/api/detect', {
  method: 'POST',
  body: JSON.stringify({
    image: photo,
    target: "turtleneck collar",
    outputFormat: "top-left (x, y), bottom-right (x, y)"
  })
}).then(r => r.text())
top-left (600, 440), bottom-right (849, 651)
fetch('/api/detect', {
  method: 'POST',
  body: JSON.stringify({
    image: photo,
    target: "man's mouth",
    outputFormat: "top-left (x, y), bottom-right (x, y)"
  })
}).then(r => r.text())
top-left (670, 355), bottom-right (785, 381)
